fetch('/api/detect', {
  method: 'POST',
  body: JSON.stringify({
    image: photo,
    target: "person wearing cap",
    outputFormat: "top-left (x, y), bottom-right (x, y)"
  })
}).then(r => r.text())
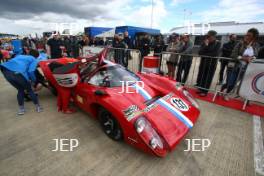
top-left (176, 34), bottom-right (194, 84)
top-left (166, 33), bottom-right (182, 79)
top-left (0, 49), bottom-right (43, 115)
top-left (196, 30), bottom-right (221, 96)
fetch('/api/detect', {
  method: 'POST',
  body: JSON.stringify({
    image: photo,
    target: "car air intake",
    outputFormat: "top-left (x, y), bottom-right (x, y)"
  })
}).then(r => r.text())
top-left (144, 96), bottom-right (161, 106)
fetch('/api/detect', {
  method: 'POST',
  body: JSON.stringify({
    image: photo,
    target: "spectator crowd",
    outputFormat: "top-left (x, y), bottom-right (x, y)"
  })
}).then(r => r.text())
top-left (163, 28), bottom-right (264, 101)
top-left (0, 27), bottom-right (264, 116)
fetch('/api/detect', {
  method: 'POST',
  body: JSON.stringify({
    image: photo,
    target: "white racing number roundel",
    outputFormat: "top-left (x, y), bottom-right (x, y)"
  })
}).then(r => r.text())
top-left (252, 72), bottom-right (264, 96)
top-left (170, 98), bottom-right (189, 111)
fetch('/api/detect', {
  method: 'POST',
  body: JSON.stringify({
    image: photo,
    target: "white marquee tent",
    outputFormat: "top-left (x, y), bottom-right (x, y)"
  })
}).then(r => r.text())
top-left (170, 21), bottom-right (264, 35)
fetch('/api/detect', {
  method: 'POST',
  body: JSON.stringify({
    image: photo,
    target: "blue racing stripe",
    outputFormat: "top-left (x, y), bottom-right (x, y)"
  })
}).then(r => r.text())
top-left (132, 84), bottom-right (152, 100)
top-left (132, 83), bottom-right (193, 128)
top-left (157, 99), bottom-right (193, 128)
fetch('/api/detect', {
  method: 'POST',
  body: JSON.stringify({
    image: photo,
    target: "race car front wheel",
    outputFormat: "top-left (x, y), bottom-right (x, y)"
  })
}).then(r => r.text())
top-left (98, 108), bottom-right (123, 141)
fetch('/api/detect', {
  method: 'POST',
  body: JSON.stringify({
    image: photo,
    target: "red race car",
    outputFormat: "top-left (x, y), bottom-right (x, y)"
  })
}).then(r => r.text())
top-left (39, 48), bottom-right (200, 157)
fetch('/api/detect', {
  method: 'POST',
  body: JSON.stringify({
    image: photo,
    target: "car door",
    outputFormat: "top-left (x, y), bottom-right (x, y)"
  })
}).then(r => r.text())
top-left (73, 65), bottom-right (108, 114)
top-left (73, 59), bottom-right (100, 113)
top-left (74, 81), bottom-right (98, 114)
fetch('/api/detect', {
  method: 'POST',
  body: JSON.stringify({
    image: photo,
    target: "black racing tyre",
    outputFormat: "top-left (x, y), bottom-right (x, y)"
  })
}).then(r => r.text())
top-left (98, 108), bottom-right (123, 141)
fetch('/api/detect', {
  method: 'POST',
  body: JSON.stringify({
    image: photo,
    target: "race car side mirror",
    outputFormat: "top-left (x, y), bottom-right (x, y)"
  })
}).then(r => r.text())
top-left (94, 90), bottom-right (107, 96)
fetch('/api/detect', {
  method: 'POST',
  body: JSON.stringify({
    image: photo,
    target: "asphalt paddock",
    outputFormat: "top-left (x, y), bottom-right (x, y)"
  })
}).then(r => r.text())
top-left (0, 75), bottom-right (254, 176)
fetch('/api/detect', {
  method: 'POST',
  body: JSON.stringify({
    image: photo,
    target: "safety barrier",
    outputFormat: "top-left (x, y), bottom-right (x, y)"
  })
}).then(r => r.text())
top-left (105, 47), bottom-right (142, 73)
top-left (159, 51), bottom-right (264, 108)
top-left (160, 52), bottom-right (245, 100)
top-left (81, 46), bottom-right (105, 58)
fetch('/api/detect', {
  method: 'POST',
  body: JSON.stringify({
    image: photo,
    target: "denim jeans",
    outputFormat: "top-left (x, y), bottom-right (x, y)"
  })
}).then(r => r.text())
top-left (1, 67), bottom-right (39, 106)
top-left (221, 66), bottom-right (240, 93)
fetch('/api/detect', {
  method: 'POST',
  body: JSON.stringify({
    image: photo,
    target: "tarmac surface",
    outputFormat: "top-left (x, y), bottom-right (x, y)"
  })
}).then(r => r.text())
top-left (0, 74), bottom-right (255, 176)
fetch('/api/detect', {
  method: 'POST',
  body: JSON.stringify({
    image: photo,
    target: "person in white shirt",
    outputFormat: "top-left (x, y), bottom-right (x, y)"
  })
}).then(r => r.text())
top-left (221, 28), bottom-right (260, 101)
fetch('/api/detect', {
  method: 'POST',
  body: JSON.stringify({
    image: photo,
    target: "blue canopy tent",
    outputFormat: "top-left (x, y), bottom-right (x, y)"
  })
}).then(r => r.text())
top-left (115, 26), bottom-right (160, 40)
top-left (115, 26), bottom-right (161, 48)
top-left (84, 27), bottom-right (113, 38)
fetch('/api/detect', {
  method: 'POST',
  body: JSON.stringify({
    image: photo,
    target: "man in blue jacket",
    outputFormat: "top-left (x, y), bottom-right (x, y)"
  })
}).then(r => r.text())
top-left (0, 49), bottom-right (42, 115)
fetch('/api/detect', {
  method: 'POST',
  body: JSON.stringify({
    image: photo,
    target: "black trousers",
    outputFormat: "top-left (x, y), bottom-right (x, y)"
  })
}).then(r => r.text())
top-left (176, 59), bottom-right (192, 84)
top-left (219, 60), bottom-right (229, 82)
top-left (196, 58), bottom-right (218, 93)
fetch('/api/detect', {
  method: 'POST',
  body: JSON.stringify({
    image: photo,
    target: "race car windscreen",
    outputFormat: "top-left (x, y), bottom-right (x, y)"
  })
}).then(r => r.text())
top-left (80, 59), bottom-right (99, 76)
top-left (88, 65), bottom-right (140, 87)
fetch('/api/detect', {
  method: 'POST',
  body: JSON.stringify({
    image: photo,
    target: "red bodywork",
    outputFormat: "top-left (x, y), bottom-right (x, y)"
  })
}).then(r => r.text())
top-left (39, 49), bottom-right (200, 157)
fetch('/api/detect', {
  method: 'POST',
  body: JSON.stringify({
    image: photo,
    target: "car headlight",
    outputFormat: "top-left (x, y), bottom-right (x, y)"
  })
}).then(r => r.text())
top-left (150, 136), bottom-right (163, 149)
top-left (135, 117), bottom-right (164, 150)
top-left (135, 118), bottom-right (146, 133)
top-left (183, 89), bottom-right (200, 109)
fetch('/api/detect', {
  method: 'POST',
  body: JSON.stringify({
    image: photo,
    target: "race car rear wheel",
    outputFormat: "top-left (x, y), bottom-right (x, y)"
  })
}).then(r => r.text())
top-left (98, 108), bottom-right (123, 141)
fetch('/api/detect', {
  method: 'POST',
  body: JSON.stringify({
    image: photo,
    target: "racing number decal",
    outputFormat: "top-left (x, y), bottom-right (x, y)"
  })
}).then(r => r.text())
top-left (123, 93), bottom-right (174, 121)
top-left (170, 98), bottom-right (189, 111)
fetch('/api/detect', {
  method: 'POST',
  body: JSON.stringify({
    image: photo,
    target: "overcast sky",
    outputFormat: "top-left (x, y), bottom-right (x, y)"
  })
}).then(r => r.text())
top-left (0, 0), bottom-right (263, 35)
